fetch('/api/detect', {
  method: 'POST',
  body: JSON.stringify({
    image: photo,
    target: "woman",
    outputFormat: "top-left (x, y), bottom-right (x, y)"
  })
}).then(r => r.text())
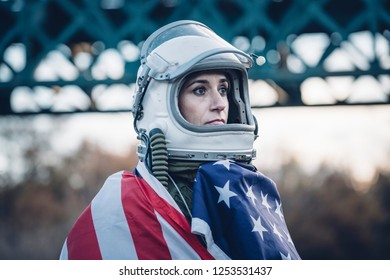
top-left (60, 20), bottom-right (300, 260)
top-left (167, 70), bottom-right (230, 222)
top-left (179, 70), bottom-right (230, 127)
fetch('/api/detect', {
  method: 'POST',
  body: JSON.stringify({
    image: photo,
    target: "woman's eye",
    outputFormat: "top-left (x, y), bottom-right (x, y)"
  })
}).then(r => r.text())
top-left (193, 87), bottom-right (206, 95)
top-left (219, 87), bottom-right (228, 95)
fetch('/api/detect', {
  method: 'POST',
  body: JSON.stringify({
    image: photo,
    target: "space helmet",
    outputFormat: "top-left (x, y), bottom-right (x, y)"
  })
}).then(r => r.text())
top-left (132, 20), bottom-right (258, 165)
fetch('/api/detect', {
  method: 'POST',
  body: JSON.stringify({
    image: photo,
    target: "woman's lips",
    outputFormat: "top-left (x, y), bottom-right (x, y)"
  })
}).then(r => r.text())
top-left (205, 119), bottom-right (225, 125)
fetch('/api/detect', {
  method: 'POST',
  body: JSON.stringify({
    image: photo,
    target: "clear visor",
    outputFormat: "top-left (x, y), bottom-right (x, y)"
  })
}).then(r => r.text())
top-left (140, 20), bottom-right (253, 82)
top-left (170, 65), bottom-right (255, 133)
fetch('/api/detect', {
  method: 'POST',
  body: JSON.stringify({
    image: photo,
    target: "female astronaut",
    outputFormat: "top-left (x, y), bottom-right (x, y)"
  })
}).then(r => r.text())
top-left (60, 20), bottom-right (300, 260)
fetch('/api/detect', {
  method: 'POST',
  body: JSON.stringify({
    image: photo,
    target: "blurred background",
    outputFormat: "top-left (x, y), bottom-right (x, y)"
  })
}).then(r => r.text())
top-left (0, 0), bottom-right (389, 260)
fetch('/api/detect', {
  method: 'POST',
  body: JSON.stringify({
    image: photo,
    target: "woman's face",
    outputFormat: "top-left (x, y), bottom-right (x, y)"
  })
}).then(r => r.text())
top-left (178, 72), bottom-right (229, 126)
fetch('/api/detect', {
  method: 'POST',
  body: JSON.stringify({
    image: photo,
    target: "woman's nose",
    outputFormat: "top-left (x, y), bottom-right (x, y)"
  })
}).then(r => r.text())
top-left (210, 89), bottom-right (227, 111)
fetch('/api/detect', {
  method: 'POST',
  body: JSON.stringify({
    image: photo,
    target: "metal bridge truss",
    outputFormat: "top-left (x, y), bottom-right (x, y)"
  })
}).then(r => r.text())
top-left (0, 0), bottom-right (389, 115)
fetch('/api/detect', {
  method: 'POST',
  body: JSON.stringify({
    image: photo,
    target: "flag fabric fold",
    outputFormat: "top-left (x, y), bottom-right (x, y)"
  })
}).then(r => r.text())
top-left (60, 159), bottom-right (300, 260)
top-left (191, 160), bottom-right (301, 260)
top-left (60, 161), bottom-right (213, 260)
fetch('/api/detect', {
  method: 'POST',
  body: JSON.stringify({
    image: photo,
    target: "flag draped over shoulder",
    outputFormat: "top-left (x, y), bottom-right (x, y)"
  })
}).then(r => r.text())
top-left (60, 159), bottom-right (300, 260)
top-left (59, 161), bottom-right (213, 260)
top-left (191, 160), bottom-right (301, 260)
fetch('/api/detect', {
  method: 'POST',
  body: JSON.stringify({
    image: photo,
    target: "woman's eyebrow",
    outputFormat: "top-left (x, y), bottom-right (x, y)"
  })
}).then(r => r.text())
top-left (219, 78), bottom-right (229, 84)
top-left (185, 79), bottom-right (209, 88)
top-left (186, 78), bottom-right (229, 88)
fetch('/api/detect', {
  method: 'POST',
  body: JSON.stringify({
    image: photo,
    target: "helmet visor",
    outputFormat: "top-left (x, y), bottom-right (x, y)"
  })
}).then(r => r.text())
top-left (141, 20), bottom-right (232, 61)
top-left (141, 20), bottom-right (253, 81)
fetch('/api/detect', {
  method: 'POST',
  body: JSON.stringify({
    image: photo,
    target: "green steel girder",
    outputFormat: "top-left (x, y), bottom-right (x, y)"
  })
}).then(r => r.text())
top-left (0, 0), bottom-right (389, 115)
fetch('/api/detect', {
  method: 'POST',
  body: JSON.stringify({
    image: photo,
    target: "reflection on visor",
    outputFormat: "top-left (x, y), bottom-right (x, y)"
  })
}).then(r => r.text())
top-left (141, 21), bottom-right (231, 61)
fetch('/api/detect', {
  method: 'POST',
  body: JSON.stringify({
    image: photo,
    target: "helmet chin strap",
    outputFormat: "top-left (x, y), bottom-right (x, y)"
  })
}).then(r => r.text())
top-left (167, 173), bottom-right (192, 218)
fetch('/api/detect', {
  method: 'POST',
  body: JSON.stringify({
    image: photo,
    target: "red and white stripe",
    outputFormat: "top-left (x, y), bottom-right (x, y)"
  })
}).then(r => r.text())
top-left (60, 161), bottom-right (214, 260)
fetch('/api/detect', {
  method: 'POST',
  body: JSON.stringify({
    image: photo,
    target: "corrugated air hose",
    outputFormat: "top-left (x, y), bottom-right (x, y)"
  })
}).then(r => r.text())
top-left (149, 128), bottom-right (169, 188)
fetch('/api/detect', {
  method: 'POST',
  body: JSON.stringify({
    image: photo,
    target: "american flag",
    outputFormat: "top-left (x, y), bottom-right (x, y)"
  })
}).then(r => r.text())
top-left (59, 160), bottom-right (299, 260)
top-left (191, 160), bottom-right (301, 260)
top-left (60, 161), bottom-right (213, 260)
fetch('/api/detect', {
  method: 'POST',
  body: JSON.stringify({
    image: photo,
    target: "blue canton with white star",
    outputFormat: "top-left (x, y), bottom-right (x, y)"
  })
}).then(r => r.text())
top-left (191, 160), bottom-right (301, 260)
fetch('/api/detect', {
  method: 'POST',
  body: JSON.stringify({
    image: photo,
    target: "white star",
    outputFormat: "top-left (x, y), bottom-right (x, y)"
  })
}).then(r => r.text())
top-left (250, 215), bottom-right (268, 241)
top-left (275, 199), bottom-right (284, 220)
top-left (280, 252), bottom-right (291, 260)
top-left (261, 191), bottom-right (271, 213)
top-left (272, 223), bottom-right (283, 242)
top-left (213, 159), bottom-right (231, 170)
top-left (283, 229), bottom-right (294, 245)
top-left (246, 185), bottom-right (257, 205)
top-left (214, 180), bottom-right (237, 208)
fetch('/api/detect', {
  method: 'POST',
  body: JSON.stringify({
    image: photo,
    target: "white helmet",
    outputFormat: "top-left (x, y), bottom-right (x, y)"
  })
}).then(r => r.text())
top-left (132, 20), bottom-right (258, 165)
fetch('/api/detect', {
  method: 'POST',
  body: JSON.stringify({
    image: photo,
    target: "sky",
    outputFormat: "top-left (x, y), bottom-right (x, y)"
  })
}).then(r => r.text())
top-left (252, 105), bottom-right (390, 186)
